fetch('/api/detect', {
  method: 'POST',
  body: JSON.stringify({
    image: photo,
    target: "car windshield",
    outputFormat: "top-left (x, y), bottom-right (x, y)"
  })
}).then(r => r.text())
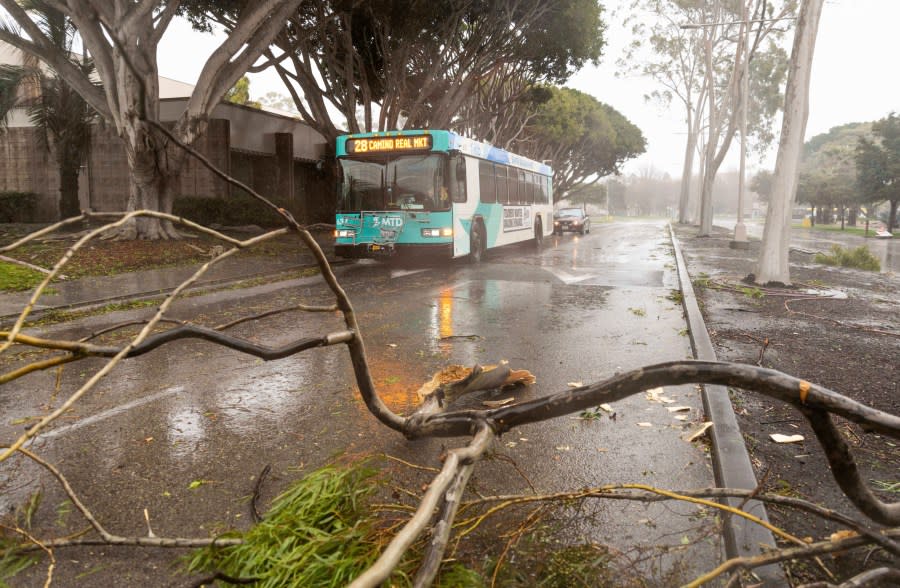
top-left (338, 154), bottom-right (449, 212)
top-left (557, 208), bottom-right (584, 218)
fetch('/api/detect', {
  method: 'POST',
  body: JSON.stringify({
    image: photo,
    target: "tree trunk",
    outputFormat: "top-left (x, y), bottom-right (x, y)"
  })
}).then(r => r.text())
top-left (678, 129), bottom-right (698, 224)
top-left (755, 0), bottom-right (824, 285)
top-left (889, 199), bottom-right (899, 234)
top-left (58, 163), bottom-right (81, 219)
top-left (115, 119), bottom-right (181, 240)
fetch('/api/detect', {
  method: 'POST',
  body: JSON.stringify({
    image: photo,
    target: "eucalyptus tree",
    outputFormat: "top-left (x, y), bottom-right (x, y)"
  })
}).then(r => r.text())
top-left (856, 113), bottom-right (900, 233)
top-left (0, 0), bottom-right (303, 239)
top-left (0, 1), bottom-right (96, 220)
top-left (620, 0), bottom-right (794, 230)
top-left (618, 0), bottom-right (708, 224)
top-left (181, 0), bottom-right (606, 145)
top-left (754, 0), bottom-right (824, 285)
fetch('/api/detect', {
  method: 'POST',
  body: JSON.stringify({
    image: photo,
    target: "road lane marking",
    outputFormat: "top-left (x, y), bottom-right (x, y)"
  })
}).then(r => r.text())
top-left (40, 386), bottom-right (185, 440)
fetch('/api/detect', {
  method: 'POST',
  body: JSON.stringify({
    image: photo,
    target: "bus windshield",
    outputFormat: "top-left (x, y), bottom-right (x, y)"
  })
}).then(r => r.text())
top-left (338, 154), bottom-right (449, 212)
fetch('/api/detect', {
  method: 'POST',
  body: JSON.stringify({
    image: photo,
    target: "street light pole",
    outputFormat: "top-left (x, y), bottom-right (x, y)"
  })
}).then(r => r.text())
top-left (733, 1), bottom-right (751, 247)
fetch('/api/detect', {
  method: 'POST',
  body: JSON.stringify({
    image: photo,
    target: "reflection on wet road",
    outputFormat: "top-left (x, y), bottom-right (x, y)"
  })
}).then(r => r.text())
top-left (2, 220), bottom-right (721, 584)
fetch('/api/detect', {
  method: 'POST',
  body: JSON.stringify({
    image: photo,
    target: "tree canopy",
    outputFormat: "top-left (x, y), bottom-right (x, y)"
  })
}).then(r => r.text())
top-left (181, 0), bottom-right (606, 144)
top-left (856, 113), bottom-right (900, 232)
top-left (521, 87), bottom-right (645, 199)
top-left (0, 0), bottom-right (303, 239)
top-left (796, 122), bottom-right (870, 219)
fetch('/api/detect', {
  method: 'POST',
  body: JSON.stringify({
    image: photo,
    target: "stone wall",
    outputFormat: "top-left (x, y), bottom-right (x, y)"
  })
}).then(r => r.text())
top-left (0, 127), bottom-right (59, 221)
top-left (0, 118), bottom-right (331, 224)
top-left (85, 119), bottom-right (231, 212)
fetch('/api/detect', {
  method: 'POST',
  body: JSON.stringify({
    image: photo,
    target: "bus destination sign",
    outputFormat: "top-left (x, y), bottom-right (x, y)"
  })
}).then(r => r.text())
top-left (346, 135), bottom-right (432, 154)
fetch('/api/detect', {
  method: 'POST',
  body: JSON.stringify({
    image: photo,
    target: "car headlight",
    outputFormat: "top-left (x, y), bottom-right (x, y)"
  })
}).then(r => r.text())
top-left (335, 229), bottom-right (355, 238)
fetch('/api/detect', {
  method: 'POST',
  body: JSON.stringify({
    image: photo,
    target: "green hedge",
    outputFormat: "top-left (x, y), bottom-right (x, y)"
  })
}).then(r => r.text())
top-left (173, 193), bottom-right (285, 227)
top-left (0, 191), bottom-right (38, 223)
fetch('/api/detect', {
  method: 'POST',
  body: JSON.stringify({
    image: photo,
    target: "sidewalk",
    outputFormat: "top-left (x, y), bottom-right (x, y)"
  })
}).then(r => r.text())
top-left (0, 233), bottom-right (339, 321)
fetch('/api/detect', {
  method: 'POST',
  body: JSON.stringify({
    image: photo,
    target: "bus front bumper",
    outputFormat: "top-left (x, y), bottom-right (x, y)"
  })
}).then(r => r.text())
top-left (335, 242), bottom-right (453, 260)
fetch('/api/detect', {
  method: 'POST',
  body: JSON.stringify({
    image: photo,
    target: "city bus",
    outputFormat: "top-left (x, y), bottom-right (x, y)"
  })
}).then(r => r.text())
top-left (334, 130), bottom-right (553, 261)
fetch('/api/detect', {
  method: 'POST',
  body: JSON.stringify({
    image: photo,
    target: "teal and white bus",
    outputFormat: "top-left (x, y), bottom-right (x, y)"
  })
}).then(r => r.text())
top-left (334, 130), bottom-right (553, 261)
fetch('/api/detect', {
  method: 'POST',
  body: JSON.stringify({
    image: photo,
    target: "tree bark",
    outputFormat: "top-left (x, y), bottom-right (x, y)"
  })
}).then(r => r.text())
top-left (678, 127), bottom-right (698, 224)
top-left (755, 0), bottom-right (824, 285)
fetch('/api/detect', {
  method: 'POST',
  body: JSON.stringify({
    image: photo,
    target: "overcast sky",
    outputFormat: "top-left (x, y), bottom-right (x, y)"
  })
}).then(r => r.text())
top-left (157, 0), bottom-right (900, 178)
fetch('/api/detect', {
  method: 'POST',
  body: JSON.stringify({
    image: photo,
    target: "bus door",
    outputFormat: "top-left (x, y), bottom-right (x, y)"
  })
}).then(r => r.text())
top-left (451, 155), bottom-right (478, 258)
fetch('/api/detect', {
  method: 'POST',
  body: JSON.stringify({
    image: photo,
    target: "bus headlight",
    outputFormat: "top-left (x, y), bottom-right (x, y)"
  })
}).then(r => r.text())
top-left (422, 228), bottom-right (452, 237)
top-left (335, 229), bottom-right (355, 238)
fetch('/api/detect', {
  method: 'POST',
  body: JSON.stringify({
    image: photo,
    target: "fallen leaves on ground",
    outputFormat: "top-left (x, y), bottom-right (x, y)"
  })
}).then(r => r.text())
top-left (770, 433), bottom-right (805, 444)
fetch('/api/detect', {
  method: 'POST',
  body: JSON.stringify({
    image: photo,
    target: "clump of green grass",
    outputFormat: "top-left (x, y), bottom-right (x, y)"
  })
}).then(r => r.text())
top-left (737, 286), bottom-right (764, 299)
top-left (692, 272), bottom-right (712, 289)
top-left (0, 491), bottom-right (43, 583)
top-left (0, 261), bottom-right (46, 292)
top-left (184, 461), bottom-right (414, 587)
top-left (814, 245), bottom-right (881, 271)
top-left (666, 289), bottom-right (684, 304)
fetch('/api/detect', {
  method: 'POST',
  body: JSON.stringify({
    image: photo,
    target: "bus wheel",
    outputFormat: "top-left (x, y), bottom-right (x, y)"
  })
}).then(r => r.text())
top-left (534, 218), bottom-right (544, 248)
top-left (470, 223), bottom-right (484, 263)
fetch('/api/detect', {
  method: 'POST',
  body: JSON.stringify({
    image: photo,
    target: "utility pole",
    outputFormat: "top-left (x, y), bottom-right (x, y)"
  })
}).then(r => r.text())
top-left (732, 1), bottom-right (751, 249)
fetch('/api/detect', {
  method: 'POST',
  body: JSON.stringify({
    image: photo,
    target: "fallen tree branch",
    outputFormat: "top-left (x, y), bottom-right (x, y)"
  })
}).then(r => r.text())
top-left (458, 485), bottom-right (899, 558)
top-left (685, 528), bottom-right (900, 588)
top-left (1, 327), bottom-right (355, 361)
top-left (11, 447), bottom-right (242, 551)
top-left (348, 424), bottom-right (494, 588)
top-left (0, 226), bottom-right (286, 463)
top-left (784, 297), bottom-right (900, 338)
top-left (798, 567), bottom-right (900, 588)
top-left (0, 254), bottom-right (55, 276)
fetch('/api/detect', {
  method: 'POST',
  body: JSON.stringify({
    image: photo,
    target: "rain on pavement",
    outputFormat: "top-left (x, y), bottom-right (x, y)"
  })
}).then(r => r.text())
top-left (2, 219), bottom-right (723, 585)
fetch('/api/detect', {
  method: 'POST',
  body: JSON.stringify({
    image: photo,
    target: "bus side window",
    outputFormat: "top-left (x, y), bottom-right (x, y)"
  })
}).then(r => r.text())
top-left (451, 156), bottom-right (467, 203)
top-left (517, 170), bottom-right (526, 205)
top-left (479, 161), bottom-right (495, 204)
top-left (538, 175), bottom-right (548, 204)
top-left (523, 172), bottom-right (533, 205)
top-left (508, 167), bottom-right (519, 204)
top-left (495, 165), bottom-right (508, 205)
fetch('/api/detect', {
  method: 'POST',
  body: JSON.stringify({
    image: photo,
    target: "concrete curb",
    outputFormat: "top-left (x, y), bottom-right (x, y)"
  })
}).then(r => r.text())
top-left (669, 224), bottom-right (785, 586)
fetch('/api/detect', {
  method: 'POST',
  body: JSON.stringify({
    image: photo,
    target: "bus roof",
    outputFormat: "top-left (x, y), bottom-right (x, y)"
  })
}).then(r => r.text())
top-left (335, 129), bottom-right (553, 176)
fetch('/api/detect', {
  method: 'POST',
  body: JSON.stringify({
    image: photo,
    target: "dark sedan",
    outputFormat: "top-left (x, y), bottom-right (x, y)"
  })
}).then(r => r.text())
top-left (553, 208), bottom-right (590, 235)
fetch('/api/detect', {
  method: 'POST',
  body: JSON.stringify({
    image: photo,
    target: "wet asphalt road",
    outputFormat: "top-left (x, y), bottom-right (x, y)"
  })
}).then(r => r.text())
top-left (3, 220), bottom-right (722, 586)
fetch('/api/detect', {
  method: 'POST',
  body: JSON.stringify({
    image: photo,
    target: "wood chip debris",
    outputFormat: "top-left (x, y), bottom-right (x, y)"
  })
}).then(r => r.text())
top-left (682, 422), bottom-right (713, 442)
top-left (637, 422), bottom-right (654, 428)
top-left (667, 406), bottom-right (691, 413)
top-left (646, 387), bottom-right (676, 404)
top-left (415, 363), bottom-right (535, 399)
top-left (770, 433), bottom-right (805, 444)
top-left (599, 404), bottom-right (614, 413)
top-left (567, 381), bottom-right (584, 388)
